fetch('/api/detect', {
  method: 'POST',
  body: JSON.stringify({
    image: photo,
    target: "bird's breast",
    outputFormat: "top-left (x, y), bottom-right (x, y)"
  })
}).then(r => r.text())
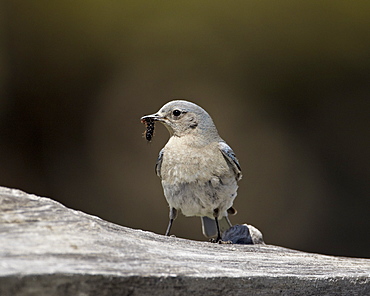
top-left (161, 140), bottom-right (230, 184)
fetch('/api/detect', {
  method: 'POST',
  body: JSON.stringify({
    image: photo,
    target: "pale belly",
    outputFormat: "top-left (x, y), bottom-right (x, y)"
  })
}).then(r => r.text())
top-left (162, 178), bottom-right (238, 217)
top-left (160, 139), bottom-right (238, 217)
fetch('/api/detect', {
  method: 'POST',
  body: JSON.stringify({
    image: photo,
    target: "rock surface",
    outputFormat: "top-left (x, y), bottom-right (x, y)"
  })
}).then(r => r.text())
top-left (0, 186), bottom-right (369, 295)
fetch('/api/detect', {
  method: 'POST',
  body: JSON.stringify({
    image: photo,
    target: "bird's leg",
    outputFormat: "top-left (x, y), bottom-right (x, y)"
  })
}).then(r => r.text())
top-left (211, 208), bottom-right (222, 243)
top-left (165, 220), bottom-right (173, 236)
top-left (214, 216), bottom-right (222, 242)
top-left (165, 208), bottom-right (177, 236)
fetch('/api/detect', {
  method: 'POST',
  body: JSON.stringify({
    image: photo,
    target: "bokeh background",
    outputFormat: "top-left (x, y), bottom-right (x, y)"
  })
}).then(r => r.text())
top-left (0, 1), bottom-right (369, 257)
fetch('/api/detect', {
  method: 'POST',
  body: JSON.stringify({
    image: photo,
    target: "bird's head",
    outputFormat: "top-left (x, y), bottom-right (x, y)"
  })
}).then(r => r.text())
top-left (141, 100), bottom-right (219, 139)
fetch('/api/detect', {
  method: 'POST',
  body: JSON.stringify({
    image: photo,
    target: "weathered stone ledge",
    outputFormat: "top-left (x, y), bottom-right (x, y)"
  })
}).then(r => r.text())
top-left (0, 186), bottom-right (369, 295)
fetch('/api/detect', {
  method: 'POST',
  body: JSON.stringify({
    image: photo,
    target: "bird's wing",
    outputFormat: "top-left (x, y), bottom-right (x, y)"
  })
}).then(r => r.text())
top-left (218, 142), bottom-right (242, 181)
top-left (155, 149), bottom-right (164, 178)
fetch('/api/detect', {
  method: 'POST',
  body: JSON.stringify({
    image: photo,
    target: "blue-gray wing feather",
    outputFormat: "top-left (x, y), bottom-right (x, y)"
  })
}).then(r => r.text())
top-left (155, 149), bottom-right (164, 178)
top-left (218, 142), bottom-right (242, 181)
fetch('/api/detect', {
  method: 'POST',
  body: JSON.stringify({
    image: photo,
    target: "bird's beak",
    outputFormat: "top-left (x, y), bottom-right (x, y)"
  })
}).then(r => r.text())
top-left (140, 113), bottom-right (165, 123)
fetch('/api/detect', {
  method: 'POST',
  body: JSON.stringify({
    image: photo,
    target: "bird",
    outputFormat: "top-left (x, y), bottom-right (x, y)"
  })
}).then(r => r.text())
top-left (141, 100), bottom-right (242, 242)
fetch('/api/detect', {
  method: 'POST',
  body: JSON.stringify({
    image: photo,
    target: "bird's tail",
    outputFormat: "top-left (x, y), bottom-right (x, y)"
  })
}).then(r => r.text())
top-left (201, 216), bottom-right (232, 238)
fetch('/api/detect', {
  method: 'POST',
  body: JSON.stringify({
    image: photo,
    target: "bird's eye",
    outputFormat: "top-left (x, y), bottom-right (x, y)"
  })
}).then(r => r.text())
top-left (172, 110), bottom-right (181, 117)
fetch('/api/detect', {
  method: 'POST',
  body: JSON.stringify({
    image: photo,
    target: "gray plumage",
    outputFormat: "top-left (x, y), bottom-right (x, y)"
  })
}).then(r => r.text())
top-left (141, 100), bottom-right (242, 241)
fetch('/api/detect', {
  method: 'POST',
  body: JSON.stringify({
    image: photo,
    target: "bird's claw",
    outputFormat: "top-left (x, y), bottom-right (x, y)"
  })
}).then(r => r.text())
top-left (209, 238), bottom-right (233, 244)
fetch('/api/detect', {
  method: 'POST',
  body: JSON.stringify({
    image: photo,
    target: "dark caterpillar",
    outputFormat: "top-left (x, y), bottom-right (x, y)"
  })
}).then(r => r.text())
top-left (141, 117), bottom-right (155, 141)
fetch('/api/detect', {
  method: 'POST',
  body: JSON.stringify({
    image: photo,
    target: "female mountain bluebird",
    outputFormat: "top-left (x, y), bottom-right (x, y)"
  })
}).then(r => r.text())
top-left (141, 100), bottom-right (242, 242)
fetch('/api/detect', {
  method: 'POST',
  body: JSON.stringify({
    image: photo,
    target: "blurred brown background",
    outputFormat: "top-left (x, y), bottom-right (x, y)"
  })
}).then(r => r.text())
top-left (0, 1), bottom-right (369, 257)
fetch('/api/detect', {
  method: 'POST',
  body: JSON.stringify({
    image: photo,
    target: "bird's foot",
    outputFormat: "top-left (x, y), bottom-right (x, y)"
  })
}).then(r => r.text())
top-left (209, 238), bottom-right (233, 244)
